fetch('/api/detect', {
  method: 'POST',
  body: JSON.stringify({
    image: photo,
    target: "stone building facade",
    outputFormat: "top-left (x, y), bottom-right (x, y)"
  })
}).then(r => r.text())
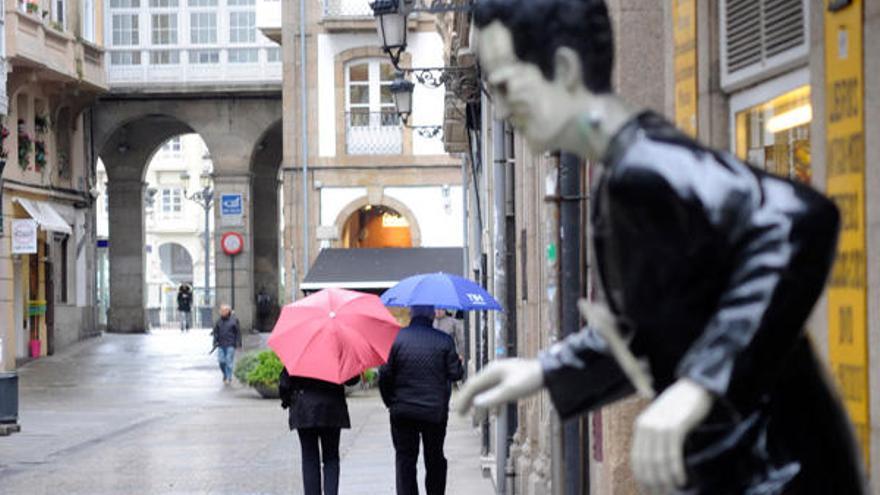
top-left (0, 0), bottom-right (106, 371)
top-left (262, 0), bottom-right (464, 300)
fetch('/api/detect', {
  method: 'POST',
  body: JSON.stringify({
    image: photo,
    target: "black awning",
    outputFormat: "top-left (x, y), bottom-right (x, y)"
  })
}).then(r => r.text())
top-left (301, 248), bottom-right (465, 292)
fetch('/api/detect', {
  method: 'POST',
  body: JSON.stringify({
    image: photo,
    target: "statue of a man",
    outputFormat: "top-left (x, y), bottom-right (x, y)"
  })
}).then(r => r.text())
top-left (457, 1), bottom-right (866, 493)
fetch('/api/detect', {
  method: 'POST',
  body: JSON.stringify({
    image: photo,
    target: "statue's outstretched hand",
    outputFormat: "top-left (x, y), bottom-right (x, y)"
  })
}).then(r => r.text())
top-left (631, 378), bottom-right (713, 494)
top-left (456, 358), bottom-right (544, 416)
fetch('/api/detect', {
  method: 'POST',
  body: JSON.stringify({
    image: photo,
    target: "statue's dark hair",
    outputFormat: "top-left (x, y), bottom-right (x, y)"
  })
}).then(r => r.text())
top-left (473, 0), bottom-right (614, 93)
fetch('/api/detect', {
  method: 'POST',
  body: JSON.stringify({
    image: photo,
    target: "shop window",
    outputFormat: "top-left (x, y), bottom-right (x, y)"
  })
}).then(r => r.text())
top-left (735, 85), bottom-right (811, 183)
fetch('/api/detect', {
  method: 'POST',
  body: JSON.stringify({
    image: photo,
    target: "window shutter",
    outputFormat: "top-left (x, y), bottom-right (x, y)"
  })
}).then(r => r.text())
top-left (720, 0), bottom-right (808, 91)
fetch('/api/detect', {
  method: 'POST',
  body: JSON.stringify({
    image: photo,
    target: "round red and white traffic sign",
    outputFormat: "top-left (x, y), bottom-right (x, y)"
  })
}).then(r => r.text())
top-left (220, 232), bottom-right (244, 256)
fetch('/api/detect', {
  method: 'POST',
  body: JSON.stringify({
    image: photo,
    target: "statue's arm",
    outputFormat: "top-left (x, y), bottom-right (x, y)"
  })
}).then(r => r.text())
top-left (539, 326), bottom-right (634, 418)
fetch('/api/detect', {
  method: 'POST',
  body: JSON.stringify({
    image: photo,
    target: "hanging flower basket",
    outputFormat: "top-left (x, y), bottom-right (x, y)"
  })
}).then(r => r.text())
top-left (34, 140), bottom-right (47, 172)
top-left (34, 115), bottom-right (49, 135)
top-left (17, 120), bottom-right (32, 170)
top-left (1, 124), bottom-right (9, 163)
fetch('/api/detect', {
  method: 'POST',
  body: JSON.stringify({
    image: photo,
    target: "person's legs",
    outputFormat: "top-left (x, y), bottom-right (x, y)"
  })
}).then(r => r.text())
top-left (421, 421), bottom-right (448, 495)
top-left (222, 346), bottom-right (235, 382)
top-left (319, 428), bottom-right (341, 495)
top-left (298, 428), bottom-right (322, 495)
top-left (216, 346), bottom-right (228, 381)
top-left (391, 417), bottom-right (420, 495)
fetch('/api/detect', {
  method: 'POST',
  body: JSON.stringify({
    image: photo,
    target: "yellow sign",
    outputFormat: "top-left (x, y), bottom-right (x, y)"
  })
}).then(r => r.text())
top-left (673, 0), bottom-right (697, 137)
top-left (825, 0), bottom-right (868, 466)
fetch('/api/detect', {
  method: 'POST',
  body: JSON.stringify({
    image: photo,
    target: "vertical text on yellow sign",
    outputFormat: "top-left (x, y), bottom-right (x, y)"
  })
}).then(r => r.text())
top-left (673, 0), bottom-right (697, 138)
top-left (825, 0), bottom-right (868, 467)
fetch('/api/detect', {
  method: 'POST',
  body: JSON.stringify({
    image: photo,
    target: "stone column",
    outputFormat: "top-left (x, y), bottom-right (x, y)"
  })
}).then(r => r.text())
top-left (213, 173), bottom-right (255, 332)
top-left (107, 178), bottom-right (147, 333)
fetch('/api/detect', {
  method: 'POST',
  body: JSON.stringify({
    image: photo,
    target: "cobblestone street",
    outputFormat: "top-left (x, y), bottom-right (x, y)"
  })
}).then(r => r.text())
top-left (0, 330), bottom-right (493, 494)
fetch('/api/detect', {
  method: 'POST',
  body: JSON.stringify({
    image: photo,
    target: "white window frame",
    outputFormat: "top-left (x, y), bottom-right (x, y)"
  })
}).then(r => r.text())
top-left (161, 188), bottom-right (183, 216)
top-left (728, 67), bottom-right (810, 154)
top-left (81, 0), bottom-right (95, 42)
top-left (190, 11), bottom-right (217, 45)
top-left (111, 13), bottom-right (140, 46)
top-left (52, 0), bottom-right (66, 29)
top-left (345, 58), bottom-right (396, 126)
top-left (151, 13), bottom-right (178, 45)
top-left (229, 10), bottom-right (256, 44)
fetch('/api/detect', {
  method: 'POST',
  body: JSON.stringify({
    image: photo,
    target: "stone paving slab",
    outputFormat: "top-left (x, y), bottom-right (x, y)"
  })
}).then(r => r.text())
top-left (0, 330), bottom-right (494, 495)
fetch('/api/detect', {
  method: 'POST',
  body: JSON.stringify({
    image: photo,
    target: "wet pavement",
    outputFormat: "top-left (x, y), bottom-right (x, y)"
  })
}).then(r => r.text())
top-left (0, 330), bottom-right (493, 494)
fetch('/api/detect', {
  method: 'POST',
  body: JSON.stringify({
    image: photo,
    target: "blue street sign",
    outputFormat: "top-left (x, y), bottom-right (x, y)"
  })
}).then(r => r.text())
top-left (220, 194), bottom-right (243, 216)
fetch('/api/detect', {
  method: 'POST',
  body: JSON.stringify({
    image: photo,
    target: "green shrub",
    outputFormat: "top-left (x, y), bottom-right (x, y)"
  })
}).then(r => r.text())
top-left (363, 368), bottom-right (378, 385)
top-left (233, 351), bottom-right (261, 384)
top-left (245, 350), bottom-right (284, 387)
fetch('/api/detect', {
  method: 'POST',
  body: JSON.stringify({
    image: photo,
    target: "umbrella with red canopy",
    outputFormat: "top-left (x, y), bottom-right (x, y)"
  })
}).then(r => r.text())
top-left (267, 288), bottom-right (401, 384)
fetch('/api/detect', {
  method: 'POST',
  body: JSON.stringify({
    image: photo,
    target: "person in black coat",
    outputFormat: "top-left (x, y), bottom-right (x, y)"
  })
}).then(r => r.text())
top-left (379, 305), bottom-right (464, 495)
top-left (279, 369), bottom-right (359, 495)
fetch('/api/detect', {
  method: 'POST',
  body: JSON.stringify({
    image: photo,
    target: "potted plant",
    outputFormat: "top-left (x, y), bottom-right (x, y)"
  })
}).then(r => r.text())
top-left (243, 350), bottom-right (283, 399)
top-left (24, 0), bottom-right (39, 14)
top-left (233, 350), bottom-right (261, 384)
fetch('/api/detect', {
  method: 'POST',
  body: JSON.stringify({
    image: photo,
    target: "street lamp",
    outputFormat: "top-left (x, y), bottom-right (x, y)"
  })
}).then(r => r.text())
top-left (182, 171), bottom-right (214, 307)
top-left (371, 0), bottom-right (407, 68)
top-left (390, 73), bottom-right (415, 123)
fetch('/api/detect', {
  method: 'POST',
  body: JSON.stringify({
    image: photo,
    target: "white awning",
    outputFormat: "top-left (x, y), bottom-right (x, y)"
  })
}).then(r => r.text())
top-left (14, 198), bottom-right (73, 235)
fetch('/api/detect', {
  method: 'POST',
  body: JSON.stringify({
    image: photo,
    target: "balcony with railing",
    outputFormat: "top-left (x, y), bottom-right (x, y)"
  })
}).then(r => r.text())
top-left (106, 47), bottom-right (282, 88)
top-left (345, 111), bottom-right (403, 155)
top-left (7, 0), bottom-right (106, 91)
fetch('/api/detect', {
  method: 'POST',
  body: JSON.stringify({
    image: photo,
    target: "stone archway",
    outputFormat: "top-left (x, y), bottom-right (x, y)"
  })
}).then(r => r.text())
top-left (250, 119), bottom-right (283, 330)
top-left (334, 196), bottom-right (422, 248)
top-left (93, 94), bottom-right (282, 333)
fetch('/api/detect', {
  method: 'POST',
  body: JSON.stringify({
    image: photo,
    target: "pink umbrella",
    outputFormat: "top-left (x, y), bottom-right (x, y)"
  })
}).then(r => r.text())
top-left (267, 288), bottom-right (401, 384)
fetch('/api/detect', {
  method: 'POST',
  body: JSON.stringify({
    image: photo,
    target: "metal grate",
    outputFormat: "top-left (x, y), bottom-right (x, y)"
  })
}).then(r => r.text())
top-left (725, 0), bottom-right (762, 72)
top-left (722, 0), bottom-right (807, 87)
top-left (763, 0), bottom-right (804, 57)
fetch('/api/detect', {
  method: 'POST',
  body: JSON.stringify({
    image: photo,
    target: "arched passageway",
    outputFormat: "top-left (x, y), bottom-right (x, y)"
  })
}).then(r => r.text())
top-left (94, 94), bottom-right (282, 333)
top-left (341, 205), bottom-right (413, 249)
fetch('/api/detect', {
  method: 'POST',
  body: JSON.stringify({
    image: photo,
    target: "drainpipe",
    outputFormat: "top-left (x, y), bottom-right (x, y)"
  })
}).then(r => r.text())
top-left (299, 0), bottom-right (309, 276)
top-left (462, 156), bottom-right (471, 377)
top-left (544, 153), bottom-right (563, 495)
top-left (492, 118), bottom-right (508, 493)
top-left (494, 119), bottom-right (518, 494)
top-left (559, 152), bottom-right (586, 494)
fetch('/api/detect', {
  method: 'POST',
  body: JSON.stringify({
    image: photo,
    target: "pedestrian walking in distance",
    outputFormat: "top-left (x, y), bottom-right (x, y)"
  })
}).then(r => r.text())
top-left (212, 304), bottom-right (241, 384)
top-left (279, 369), bottom-right (360, 495)
top-left (380, 305), bottom-right (464, 495)
top-left (177, 283), bottom-right (193, 332)
top-left (433, 309), bottom-right (463, 361)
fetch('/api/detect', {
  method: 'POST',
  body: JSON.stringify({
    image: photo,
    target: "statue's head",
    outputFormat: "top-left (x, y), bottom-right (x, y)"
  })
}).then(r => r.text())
top-left (474, 0), bottom-right (614, 152)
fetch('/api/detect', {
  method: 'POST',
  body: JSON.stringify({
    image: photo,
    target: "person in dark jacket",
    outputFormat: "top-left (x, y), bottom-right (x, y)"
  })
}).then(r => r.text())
top-left (279, 369), bottom-right (359, 495)
top-left (212, 304), bottom-right (241, 384)
top-left (379, 305), bottom-right (463, 495)
top-left (177, 283), bottom-right (193, 332)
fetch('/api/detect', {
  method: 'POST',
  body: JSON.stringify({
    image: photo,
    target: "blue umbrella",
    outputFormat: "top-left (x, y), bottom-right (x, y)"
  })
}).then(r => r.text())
top-left (381, 272), bottom-right (503, 311)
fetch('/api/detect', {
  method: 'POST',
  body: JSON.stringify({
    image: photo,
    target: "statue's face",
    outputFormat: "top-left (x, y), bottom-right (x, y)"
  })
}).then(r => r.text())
top-left (478, 22), bottom-right (572, 152)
